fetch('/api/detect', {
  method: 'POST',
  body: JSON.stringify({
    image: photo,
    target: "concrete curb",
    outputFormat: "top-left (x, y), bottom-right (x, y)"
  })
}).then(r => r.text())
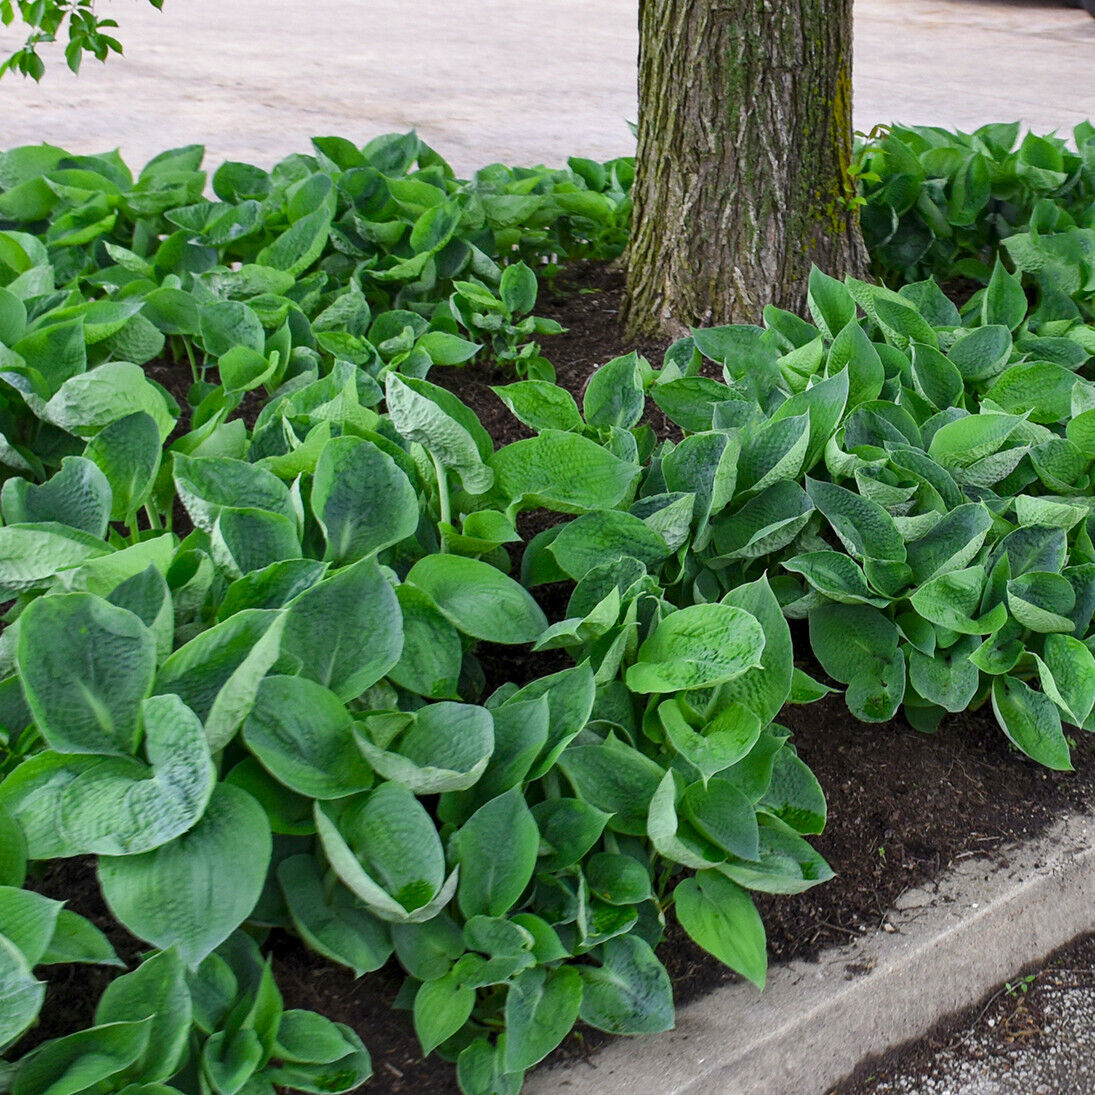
top-left (526, 809), bottom-right (1095, 1095)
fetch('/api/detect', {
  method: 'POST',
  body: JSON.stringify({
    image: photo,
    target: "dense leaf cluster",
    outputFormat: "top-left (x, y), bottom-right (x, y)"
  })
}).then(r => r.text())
top-left (0, 125), bottom-right (1093, 1095)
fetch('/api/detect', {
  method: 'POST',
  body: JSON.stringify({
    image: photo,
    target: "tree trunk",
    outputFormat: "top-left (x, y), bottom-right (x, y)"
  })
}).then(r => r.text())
top-left (623, 0), bottom-right (868, 339)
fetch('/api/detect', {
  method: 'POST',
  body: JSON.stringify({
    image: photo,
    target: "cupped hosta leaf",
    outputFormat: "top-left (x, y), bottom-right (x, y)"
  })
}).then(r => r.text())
top-left (83, 412), bottom-right (162, 523)
top-left (784, 551), bottom-right (888, 607)
top-left (385, 373), bottom-right (493, 493)
top-left (453, 788), bottom-right (539, 919)
top-left (99, 783), bottom-right (272, 968)
top-left (1037, 633), bottom-right (1095, 727)
top-left (910, 566), bottom-right (1007, 635)
top-left (266, 1015), bottom-right (373, 1093)
top-left (503, 965), bottom-right (583, 1072)
top-left (277, 558), bottom-right (402, 701)
top-left (584, 352), bottom-right (645, 429)
top-left (413, 960), bottom-right (476, 1056)
top-left (38, 908), bottom-right (122, 967)
top-left (504, 661), bottom-right (596, 779)
top-left (311, 435), bottom-right (420, 564)
top-left (315, 785), bottom-right (456, 924)
top-left (489, 430), bottom-right (640, 515)
top-left (737, 413), bottom-right (809, 495)
top-left (625, 603), bottom-right (766, 694)
top-left (928, 412), bottom-right (1025, 467)
top-left (17, 592), bottom-right (156, 755)
top-left (173, 453), bottom-right (293, 535)
top-left (908, 635), bottom-right (981, 713)
top-left (720, 815), bottom-right (834, 895)
top-left (156, 608), bottom-right (286, 750)
top-left (710, 480), bottom-right (813, 560)
top-left (658, 698), bottom-right (763, 783)
top-left (243, 675), bottom-right (374, 799)
top-left (0, 457), bottom-right (111, 537)
top-left (578, 935), bottom-right (674, 1035)
top-left (675, 870), bottom-right (767, 989)
top-left (210, 506), bottom-right (302, 578)
top-left (548, 510), bottom-right (670, 580)
top-left (0, 932), bottom-right (44, 1051)
top-left (0, 694), bottom-right (213, 858)
top-left (992, 675), bottom-right (1073, 771)
top-left (1006, 572), bottom-right (1076, 633)
top-left (355, 701), bottom-right (494, 794)
top-left (905, 503), bottom-right (993, 584)
top-left (405, 554), bottom-right (546, 644)
top-left (0, 886), bottom-right (62, 969)
top-left (277, 855), bottom-right (392, 977)
top-left (646, 770), bottom-right (725, 870)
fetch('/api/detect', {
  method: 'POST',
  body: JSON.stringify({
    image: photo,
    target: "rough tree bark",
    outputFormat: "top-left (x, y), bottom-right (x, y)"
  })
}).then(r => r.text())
top-left (623, 0), bottom-right (868, 338)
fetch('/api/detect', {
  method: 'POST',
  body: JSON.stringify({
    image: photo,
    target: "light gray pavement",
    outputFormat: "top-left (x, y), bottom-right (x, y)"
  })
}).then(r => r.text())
top-left (1, 0), bottom-right (1094, 174)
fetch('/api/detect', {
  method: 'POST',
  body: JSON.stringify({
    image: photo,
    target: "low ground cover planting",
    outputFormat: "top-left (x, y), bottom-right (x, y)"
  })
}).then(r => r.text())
top-left (0, 121), bottom-right (1094, 1095)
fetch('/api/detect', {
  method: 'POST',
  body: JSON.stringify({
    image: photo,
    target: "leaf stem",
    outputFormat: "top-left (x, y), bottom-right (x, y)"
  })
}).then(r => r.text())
top-left (431, 451), bottom-right (450, 550)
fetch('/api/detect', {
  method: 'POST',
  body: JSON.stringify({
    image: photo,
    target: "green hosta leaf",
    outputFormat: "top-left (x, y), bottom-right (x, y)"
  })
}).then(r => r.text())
top-left (991, 675), bottom-right (1072, 771)
top-left (504, 966), bottom-right (583, 1072)
top-left (738, 414), bottom-right (809, 495)
top-left (905, 503), bottom-right (992, 583)
top-left (0, 524), bottom-right (108, 599)
top-left (721, 816), bottom-right (834, 894)
top-left (266, 1015), bottom-right (372, 1093)
top-left (908, 635), bottom-right (981, 713)
top-left (173, 454), bottom-right (293, 535)
top-left (662, 430), bottom-right (739, 545)
top-left (17, 592), bottom-right (155, 755)
top-left (156, 608), bottom-right (286, 751)
top-left (505, 662), bottom-right (595, 779)
top-left (647, 770), bottom-right (725, 870)
top-left (807, 603), bottom-right (898, 684)
top-left (0, 805), bottom-right (26, 889)
top-left (807, 265), bottom-right (857, 341)
top-left (804, 477), bottom-right (906, 563)
top-left (625, 603), bottom-right (766, 694)
top-left (769, 368), bottom-right (849, 472)
top-left (584, 352), bottom-right (645, 429)
top-left (675, 871), bottom-right (767, 989)
top-left (948, 325), bottom-right (1013, 382)
top-left (9, 1018), bottom-right (152, 1093)
top-left (1006, 572), bottom-right (1076, 633)
top-left (910, 566), bottom-right (1007, 635)
top-left (532, 797), bottom-right (611, 871)
top-left (928, 412), bottom-right (1025, 467)
top-left (491, 381), bottom-right (583, 432)
top-left (100, 783), bottom-right (272, 968)
top-left (846, 646), bottom-right (906, 723)
top-left (243, 675), bottom-right (374, 799)
top-left (0, 932), bottom-right (43, 1052)
top-left (277, 855), bottom-right (392, 977)
top-left (983, 259), bottom-right (1028, 330)
top-left (658, 698), bottom-right (763, 783)
top-left (758, 748), bottom-right (826, 835)
top-left (1, 457), bottom-right (111, 537)
top-left (38, 908), bottom-right (121, 967)
top-left (828, 319), bottom-right (885, 409)
top-left (455, 789), bottom-right (539, 919)
top-left (578, 936), bottom-right (673, 1035)
top-left (784, 551), bottom-right (888, 607)
top-left (413, 961), bottom-right (476, 1056)
top-left (355, 701), bottom-right (493, 794)
top-left (548, 510), bottom-right (669, 580)
top-left (1037, 634), bottom-right (1095, 727)
top-left (385, 373), bottom-right (493, 493)
top-left (0, 694), bottom-right (214, 858)
top-left (311, 436), bottom-right (419, 563)
top-left (43, 362), bottom-right (176, 442)
top-left (94, 948), bottom-right (191, 1081)
top-left (558, 735), bottom-right (664, 836)
top-left (278, 558), bottom-right (403, 701)
top-left (406, 555), bottom-right (546, 644)
top-left (490, 430), bottom-right (639, 515)
top-left (315, 785), bottom-right (455, 923)
top-left (257, 207), bottom-right (332, 276)
top-left (458, 1037), bottom-right (523, 1095)
top-left (388, 584), bottom-right (462, 699)
top-left (0, 887), bottom-right (61, 969)
top-left (211, 506), bottom-right (302, 578)
top-left (711, 480), bottom-right (813, 560)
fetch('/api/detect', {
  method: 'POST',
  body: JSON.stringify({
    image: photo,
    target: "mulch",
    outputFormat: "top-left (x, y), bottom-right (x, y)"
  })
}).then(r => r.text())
top-left (19, 260), bottom-right (1095, 1095)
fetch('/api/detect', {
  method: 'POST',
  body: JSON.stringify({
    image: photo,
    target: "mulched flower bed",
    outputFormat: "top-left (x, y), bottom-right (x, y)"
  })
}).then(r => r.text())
top-left (23, 261), bottom-right (1095, 1094)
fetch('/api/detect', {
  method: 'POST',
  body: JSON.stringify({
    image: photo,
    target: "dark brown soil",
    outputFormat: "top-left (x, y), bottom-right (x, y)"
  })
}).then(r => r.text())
top-left (17, 262), bottom-right (1095, 1095)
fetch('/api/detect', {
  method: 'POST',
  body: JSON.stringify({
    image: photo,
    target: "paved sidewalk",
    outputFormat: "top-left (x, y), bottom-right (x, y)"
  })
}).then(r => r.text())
top-left (1, 0), bottom-right (1093, 173)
